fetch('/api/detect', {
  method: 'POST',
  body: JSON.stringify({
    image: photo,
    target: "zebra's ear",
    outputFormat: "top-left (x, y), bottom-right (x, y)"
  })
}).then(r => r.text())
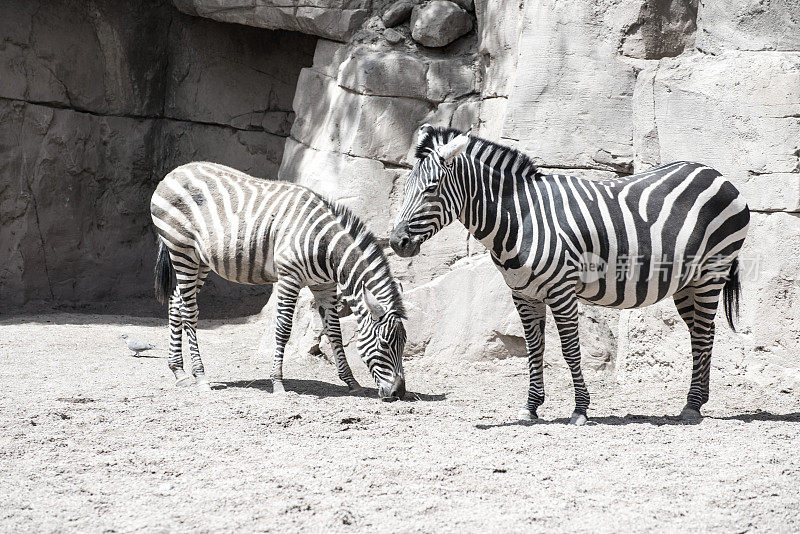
top-left (436, 134), bottom-right (470, 164)
top-left (363, 285), bottom-right (386, 321)
top-left (418, 123), bottom-right (433, 142)
top-left (415, 124), bottom-right (435, 158)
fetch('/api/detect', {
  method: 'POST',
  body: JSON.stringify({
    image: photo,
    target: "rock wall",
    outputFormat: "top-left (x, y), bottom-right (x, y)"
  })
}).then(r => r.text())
top-left (243, 0), bottom-right (799, 393)
top-left (0, 0), bottom-right (316, 308)
top-left (2, 0), bottom-right (797, 392)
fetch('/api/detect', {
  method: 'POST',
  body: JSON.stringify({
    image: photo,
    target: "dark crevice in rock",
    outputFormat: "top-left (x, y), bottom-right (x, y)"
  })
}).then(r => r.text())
top-left (25, 178), bottom-right (55, 300)
top-left (0, 97), bottom-right (290, 137)
top-left (620, 0), bottom-right (699, 60)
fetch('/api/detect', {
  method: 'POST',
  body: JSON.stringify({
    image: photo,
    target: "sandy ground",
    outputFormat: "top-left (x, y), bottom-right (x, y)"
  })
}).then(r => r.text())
top-left (1, 310), bottom-right (799, 533)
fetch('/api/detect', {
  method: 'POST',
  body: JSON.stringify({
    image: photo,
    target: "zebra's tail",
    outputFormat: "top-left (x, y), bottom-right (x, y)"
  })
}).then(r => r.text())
top-left (154, 238), bottom-right (175, 305)
top-left (722, 257), bottom-right (741, 332)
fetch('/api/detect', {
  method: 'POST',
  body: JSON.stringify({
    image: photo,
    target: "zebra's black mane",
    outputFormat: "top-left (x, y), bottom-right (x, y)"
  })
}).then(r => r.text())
top-left (415, 126), bottom-right (540, 179)
top-left (320, 197), bottom-right (406, 319)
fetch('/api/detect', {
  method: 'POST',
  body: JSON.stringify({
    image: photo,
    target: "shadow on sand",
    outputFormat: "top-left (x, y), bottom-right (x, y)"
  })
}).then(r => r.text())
top-left (1, 273), bottom-right (271, 325)
top-left (221, 378), bottom-right (446, 402)
top-left (475, 411), bottom-right (800, 429)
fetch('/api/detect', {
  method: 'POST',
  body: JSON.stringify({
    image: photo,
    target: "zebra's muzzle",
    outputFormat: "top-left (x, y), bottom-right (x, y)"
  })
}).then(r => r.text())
top-left (379, 375), bottom-right (406, 402)
top-left (390, 223), bottom-right (421, 258)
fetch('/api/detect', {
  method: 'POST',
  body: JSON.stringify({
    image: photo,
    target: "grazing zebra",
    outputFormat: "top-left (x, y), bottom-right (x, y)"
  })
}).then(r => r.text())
top-left (150, 162), bottom-right (407, 400)
top-left (390, 125), bottom-right (750, 424)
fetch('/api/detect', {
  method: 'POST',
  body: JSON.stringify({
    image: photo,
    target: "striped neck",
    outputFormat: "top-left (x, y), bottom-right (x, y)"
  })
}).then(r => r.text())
top-left (458, 139), bottom-right (544, 243)
top-left (323, 200), bottom-right (405, 319)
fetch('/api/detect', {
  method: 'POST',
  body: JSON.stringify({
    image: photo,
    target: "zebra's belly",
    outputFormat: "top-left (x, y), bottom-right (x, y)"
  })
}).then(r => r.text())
top-left (207, 254), bottom-right (278, 285)
top-left (575, 286), bottom-right (671, 309)
top-left (573, 256), bottom-right (697, 309)
top-left (198, 237), bottom-right (280, 286)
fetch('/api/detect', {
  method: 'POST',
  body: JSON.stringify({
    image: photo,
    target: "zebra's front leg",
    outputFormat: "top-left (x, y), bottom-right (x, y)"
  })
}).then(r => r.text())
top-left (327, 314), bottom-right (361, 393)
top-left (546, 291), bottom-right (590, 425)
top-left (167, 288), bottom-right (192, 387)
top-left (313, 293), bottom-right (361, 392)
top-left (270, 277), bottom-right (302, 394)
top-left (512, 293), bottom-right (546, 421)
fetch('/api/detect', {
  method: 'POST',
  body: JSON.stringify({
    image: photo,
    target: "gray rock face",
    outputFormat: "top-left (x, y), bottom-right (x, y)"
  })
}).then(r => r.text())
top-left (633, 52), bottom-right (800, 211)
top-left (382, 1), bottom-right (414, 27)
top-left (163, 18), bottom-right (312, 134)
top-left (0, 0), bottom-right (315, 307)
top-left (501, 0), bottom-right (639, 173)
top-left (0, 0), bottom-right (170, 115)
top-left (384, 28), bottom-right (405, 44)
top-left (620, 0), bottom-right (698, 59)
top-left (172, 0), bottom-right (370, 42)
top-left (696, 0), bottom-right (800, 53)
top-left (410, 1), bottom-right (473, 48)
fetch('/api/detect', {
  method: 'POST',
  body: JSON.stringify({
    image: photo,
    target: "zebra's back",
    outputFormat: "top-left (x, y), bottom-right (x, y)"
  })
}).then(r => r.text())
top-left (555, 162), bottom-right (749, 308)
top-left (150, 162), bottom-right (329, 285)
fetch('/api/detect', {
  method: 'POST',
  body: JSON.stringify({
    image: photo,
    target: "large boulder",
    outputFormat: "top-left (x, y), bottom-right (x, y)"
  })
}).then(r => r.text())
top-left (619, 0), bottom-right (699, 59)
top-left (171, 0), bottom-right (371, 42)
top-left (501, 0), bottom-right (641, 173)
top-left (410, 1), bottom-right (473, 48)
top-left (632, 52), bottom-right (800, 211)
top-left (696, 0), bottom-right (800, 54)
top-left (381, 1), bottom-right (414, 28)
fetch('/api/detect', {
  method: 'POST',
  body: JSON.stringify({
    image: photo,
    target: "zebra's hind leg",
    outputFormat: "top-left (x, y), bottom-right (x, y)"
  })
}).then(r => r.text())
top-left (270, 277), bottom-right (302, 394)
top-left (674, 281), bottom-right (725, 420)
top-left (177, 263), bottom-right (211, 391)
top-left (512, 293), bottom-right (546, 421)
top-left (546, 290), bottom-right (590, 426)
top-left (191, 266), bottom-right (211, 390)
top-left (167, 287), bottom-right (192, 387)
top-left (311, 286), bottom-right (361, 393)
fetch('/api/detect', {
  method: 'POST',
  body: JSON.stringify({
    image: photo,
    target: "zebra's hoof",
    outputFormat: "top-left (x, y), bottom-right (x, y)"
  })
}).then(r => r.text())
top-left (175, 376), bottom-right (194, 387)
top-left (347, 382), bottom-right (363, 394)
top-left (272, 379), bottom-right (286, 394)
top-left (569, 412), bottom-right (588, 426)
top-left (195, 376), bottom-right (212, 392)
top-left (680, 405), bottom-right (702, 421)
top-left (517, 408), bottom-right (538, 422)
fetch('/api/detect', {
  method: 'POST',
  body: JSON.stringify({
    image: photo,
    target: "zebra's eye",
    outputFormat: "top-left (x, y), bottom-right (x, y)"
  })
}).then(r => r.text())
top-left (423, 182), bottom-right (439, 194)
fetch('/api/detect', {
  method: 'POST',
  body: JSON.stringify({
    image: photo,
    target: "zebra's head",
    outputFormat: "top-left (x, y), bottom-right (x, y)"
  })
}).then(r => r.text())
top-left (355, 284), bottom-right (407, 401)
top-left (391, 124), bottom-right (471, 258)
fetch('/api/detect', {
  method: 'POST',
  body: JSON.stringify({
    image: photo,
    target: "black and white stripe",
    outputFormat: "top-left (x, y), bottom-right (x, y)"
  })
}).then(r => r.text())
top-left (390, 125), bottom-right (750, 422)
top-left (151, 162), bottom-right (407, 400)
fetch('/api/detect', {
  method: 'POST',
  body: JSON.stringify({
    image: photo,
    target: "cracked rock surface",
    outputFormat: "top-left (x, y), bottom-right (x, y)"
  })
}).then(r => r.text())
top-left (0, 0), bottom-right (315, 307)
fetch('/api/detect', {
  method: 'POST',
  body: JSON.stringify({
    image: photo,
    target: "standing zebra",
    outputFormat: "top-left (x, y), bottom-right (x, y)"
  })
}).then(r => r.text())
top-left (390, 125), bottom-right (749, 424)
top-left (150, 162), bottom-right (407, 400)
